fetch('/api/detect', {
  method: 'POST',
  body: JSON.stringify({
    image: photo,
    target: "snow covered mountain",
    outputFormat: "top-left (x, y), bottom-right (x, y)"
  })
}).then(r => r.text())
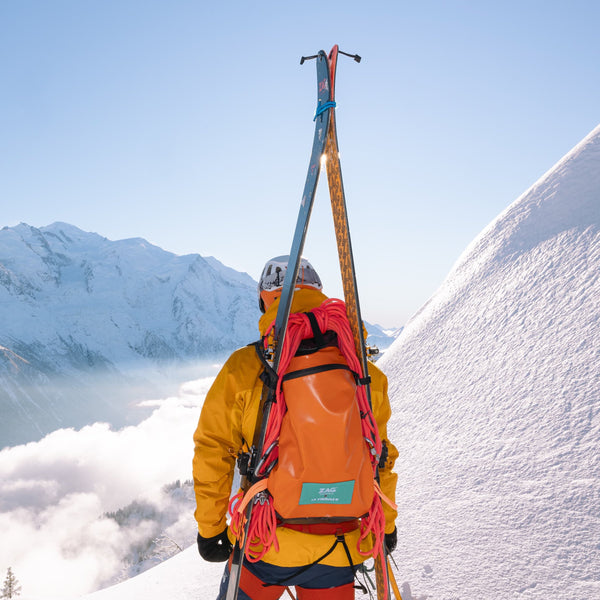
top-left (365, 321), bottom-right (403, 351)
top-left (378, 124), bottom-right (600, 598)
top-left (0, 222), bottom-right (260, 447)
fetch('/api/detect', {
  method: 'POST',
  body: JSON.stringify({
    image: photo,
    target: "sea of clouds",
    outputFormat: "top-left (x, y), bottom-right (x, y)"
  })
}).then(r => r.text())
top-left (0, 372), bottom-right (220, 599)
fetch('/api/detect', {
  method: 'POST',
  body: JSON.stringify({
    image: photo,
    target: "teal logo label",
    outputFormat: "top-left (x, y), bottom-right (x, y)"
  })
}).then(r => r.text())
top-left (299, 480), bottom-right (355, 505)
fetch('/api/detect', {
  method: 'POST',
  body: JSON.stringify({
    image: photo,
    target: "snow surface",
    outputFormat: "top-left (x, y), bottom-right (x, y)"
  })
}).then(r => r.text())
top-left (378, 124), bottom-right (600, 599)
top-left (80, 546), bottom-right (223, 600)
top-left (6, 123), bottom-right (600, 599)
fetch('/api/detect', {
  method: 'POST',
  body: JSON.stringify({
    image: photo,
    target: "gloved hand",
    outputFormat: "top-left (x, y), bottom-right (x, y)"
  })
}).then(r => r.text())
top-left (197, 530), bottom-right (233, 562)
top-left (385, 527), bottom-right (397, 553)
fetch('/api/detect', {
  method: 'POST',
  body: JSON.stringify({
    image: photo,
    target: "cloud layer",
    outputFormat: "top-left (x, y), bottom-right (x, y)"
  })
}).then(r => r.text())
top-left (0, 375), bottom-right (215, 598)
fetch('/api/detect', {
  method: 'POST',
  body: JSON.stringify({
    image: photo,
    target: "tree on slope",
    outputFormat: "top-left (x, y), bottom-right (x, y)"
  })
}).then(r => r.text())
top-left (1, 567), bottom-right (21, 599)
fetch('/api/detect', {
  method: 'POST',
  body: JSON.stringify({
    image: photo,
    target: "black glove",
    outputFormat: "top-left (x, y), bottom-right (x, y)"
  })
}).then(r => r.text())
top-left (197, 530), bottom-right (233, 562)
top-left (385, 527), bottom-right (397, 553)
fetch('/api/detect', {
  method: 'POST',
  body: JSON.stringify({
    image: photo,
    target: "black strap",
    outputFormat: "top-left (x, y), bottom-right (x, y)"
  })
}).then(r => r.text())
top-left (263, 534), bottom-right (356, 588)
top-left (281, 362), bottom-right (354, 382)
top-left (241, 340), bottom-right (278, 485)
top-left (253, 340), bottom-right (278, 391)
top-left (305, 311), bottom-right (325, 347)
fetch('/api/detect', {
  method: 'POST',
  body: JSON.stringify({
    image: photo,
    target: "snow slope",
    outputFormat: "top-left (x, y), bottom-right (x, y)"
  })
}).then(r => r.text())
top-left (81, 546), bottom-right (223, 600)
top-left (377, 124), bottom-right (600, 598)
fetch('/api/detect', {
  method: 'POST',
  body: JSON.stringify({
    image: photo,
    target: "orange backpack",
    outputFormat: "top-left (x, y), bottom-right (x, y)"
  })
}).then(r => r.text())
top-left (269, 328), bottom-right (375, 522)
top-left (229, 298), bottom-right (391, 563)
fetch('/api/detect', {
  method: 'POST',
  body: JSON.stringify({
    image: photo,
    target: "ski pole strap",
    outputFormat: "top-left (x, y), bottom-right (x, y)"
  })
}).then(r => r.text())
top-left (314, 100), bottom-right (336, 120)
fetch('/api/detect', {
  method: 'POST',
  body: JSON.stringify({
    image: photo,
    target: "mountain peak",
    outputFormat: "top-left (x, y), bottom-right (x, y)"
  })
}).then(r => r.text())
top-left (0, 223), bottom-right (262, 447)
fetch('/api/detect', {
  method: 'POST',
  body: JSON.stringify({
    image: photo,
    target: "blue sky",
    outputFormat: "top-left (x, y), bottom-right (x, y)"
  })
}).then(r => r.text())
top-left (1, 1), bottom-right (599, 325)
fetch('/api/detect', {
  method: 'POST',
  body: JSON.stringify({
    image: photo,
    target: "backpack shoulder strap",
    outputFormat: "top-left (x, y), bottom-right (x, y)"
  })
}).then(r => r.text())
top-left (237, 340), bottom-right (279, 484)
top-left (305, 310), bottom-right (325, 347)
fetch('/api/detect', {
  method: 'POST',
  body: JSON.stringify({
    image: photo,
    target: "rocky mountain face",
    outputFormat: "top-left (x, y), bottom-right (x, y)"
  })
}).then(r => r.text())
top-left (0, 222), bottom-right (261, 447)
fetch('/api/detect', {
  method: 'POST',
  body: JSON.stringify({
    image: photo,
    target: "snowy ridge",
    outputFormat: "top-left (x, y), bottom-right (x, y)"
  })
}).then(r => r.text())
top-left (0, 222), bottom-right (261, 447)
top-left (436, 124), bottom-right (600, 314)
top-left (378, 124), bottom-right (600, 598)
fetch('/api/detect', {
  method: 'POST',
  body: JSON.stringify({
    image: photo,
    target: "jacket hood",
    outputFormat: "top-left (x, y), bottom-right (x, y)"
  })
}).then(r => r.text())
top-left (258, 288), bottom-right (329, 337)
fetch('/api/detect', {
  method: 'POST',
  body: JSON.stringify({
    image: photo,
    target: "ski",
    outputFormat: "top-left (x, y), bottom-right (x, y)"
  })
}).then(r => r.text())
top-left (323, 44), bottom-right (392, 600)
top-left (322, 46), bottom-right (369, 402)
top-left (224, 50), bottom-right (333, 600)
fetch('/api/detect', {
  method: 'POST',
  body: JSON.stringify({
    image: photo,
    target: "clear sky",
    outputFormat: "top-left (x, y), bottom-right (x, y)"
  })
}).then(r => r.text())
top-left (1, 1), bottom-right (599, 326)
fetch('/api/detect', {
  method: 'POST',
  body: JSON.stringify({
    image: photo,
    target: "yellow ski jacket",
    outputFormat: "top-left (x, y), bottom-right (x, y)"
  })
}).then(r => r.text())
top-left (192, 288), bottom-right (398, 567)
